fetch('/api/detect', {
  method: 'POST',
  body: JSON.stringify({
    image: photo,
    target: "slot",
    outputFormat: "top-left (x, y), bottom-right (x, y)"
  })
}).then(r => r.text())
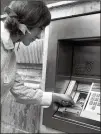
top-left (58, 81), bottom-right (92, 115)
top-left (56, 79), bottom-right (70, 93)
top-left (81, 83), bottom-right (94, 111)
top-left (65, 80), bottom-right (77, 95)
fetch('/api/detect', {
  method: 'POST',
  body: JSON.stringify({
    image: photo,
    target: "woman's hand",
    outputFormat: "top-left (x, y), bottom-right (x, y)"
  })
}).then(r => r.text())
top-left (52, 93), bottom-right (75, 107)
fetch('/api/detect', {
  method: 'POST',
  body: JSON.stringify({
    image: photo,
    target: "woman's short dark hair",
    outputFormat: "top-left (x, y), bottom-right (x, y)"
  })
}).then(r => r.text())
top-left (4, 0), bottom-right (51, 35)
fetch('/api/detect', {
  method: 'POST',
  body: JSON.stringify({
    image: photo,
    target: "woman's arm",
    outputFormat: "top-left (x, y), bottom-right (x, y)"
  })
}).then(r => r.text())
top-left (10, 72), bottom-right (52, 106)
top-left (10, 72), bottom-right (74, 107)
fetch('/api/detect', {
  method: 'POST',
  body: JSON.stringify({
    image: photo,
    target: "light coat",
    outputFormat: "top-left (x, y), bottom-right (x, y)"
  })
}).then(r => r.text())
top-left (1, 21), bottom-right (52, 106)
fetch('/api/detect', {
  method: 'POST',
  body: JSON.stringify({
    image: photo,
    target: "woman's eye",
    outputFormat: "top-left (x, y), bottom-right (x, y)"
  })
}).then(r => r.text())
top-left (40, 27), bottom-right (44, 31)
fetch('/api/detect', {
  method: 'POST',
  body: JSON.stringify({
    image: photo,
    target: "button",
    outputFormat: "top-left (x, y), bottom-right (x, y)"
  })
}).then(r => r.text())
top-left (91, 106), bottom-right (96, 110)
top-left (90, 97), bottom-right (94, 101)
top-left (89, 101), bottom-right (93, 105)
top-left (92, 93), bottom-right (96, 97)
top-left (96, 94), bottom-right (100, 98)
top-left (97, 102), bottom-right (100, 106)
top-left (94, 97), bottom-right (99, 101)
top-left (93, 101), bottom-right (97, 106)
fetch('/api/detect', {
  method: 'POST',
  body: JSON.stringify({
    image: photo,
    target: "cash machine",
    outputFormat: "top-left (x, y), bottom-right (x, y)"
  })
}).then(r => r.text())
top-left (43, 13), bottom-right (100, 133)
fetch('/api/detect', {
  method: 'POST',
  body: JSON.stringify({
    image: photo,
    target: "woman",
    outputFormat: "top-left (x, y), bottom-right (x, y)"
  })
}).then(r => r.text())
top-left (1, 1), bottom-right (74, 108)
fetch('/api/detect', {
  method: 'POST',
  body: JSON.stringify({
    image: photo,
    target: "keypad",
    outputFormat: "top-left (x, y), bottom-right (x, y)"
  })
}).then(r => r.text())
top-left (92, 93), bottom-right (96, 97)
top-left (89, 92), bottom-right (100, 110)
top-left (94, 97), bottom-right (99, 101)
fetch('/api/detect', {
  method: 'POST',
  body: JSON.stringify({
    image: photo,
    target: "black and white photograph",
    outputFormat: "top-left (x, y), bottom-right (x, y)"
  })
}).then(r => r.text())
top-left (0, 0), bottom-right (100, 133)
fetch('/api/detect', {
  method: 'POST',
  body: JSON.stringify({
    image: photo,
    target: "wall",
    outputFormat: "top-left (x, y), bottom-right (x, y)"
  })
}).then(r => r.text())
top-left (1, 57), bottom-right (43, 133)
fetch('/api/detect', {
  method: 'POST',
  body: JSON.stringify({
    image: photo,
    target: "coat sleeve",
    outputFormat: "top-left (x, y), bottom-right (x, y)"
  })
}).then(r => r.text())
top-left (10, 72), bottom-right (52, 107)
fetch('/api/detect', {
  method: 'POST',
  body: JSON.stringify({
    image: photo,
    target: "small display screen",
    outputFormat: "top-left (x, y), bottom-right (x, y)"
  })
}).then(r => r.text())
top-left (72, 46), bottom-right (100, 77)
top-left (57, 39), bottom-right (100, 79)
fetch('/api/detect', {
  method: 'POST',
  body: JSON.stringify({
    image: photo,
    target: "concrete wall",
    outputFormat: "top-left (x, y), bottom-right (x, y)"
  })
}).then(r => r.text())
top-left (49, 1), bottom-right (100, 19)
top-left (1, 66), bottom-right (42, 133)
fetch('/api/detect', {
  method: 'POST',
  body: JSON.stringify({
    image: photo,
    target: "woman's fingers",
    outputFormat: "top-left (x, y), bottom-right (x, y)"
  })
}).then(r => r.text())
top-left (59, 94), bottom-right (75, 106)
top-left (66, 95), bottom-right (75, 105)
top-left (52, 93), bottom-right (75, 107)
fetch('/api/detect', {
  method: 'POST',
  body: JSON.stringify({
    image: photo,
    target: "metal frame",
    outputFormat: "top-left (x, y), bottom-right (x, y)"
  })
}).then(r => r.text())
top-left (42, 12), bottom-right (100, 133)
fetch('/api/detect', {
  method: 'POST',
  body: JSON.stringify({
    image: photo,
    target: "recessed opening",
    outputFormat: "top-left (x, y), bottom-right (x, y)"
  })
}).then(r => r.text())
top-left (56, 37), bottom-right (100, 81)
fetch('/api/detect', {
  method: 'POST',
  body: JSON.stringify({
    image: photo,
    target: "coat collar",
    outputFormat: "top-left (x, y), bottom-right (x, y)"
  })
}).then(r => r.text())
top-left (1, 21), bottom-right (14, 50)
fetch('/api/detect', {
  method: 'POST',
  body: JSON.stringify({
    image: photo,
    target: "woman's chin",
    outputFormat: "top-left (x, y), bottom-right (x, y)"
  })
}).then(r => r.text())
top-left (25, 43), bottom-right (30, 46)
top-left (22, 39), bottom-right (36, 46)
top-left (22, 41), bottom-right (31, 46)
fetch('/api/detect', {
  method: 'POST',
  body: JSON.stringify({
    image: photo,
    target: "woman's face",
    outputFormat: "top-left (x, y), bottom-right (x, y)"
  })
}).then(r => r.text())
top-left (21, 27), bottom-right (43, 46)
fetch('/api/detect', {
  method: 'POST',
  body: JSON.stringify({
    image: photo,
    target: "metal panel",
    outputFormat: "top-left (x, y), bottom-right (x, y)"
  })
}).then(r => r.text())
top-left (43, 13), bottom-right (100, 133)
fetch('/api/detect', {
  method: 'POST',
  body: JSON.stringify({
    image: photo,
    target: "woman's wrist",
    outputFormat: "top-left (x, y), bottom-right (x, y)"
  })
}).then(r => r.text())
top-left (52, 93), bottom-right (60, 103)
